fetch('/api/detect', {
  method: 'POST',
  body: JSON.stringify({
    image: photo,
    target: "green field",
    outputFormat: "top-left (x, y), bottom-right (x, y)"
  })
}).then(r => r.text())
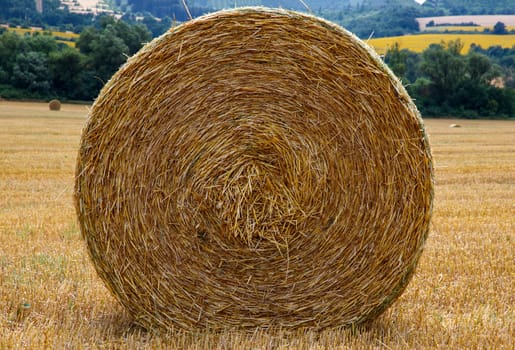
top-left (0, 101), bottom-right (513, 348)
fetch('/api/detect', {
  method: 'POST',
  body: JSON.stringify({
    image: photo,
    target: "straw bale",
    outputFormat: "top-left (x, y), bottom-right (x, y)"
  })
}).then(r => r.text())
top-left (75, 7), bottom-right (433, 331)
top-left (49, 99), bottom-right (61, 111)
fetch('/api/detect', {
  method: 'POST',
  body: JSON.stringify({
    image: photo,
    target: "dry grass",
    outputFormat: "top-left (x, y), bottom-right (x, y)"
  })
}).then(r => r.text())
top-left (0, 101), bottom-right (513, 348)
top-left (75, 8), bottom-right (433, 331)
top-left (48, 99), bottom-right (61, 111)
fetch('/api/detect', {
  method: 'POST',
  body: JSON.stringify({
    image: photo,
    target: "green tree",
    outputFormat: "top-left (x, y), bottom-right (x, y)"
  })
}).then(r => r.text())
top-left (111, 20), bottom-right (151, 55)
top-left (446, 39), bottom-right (464, 55)
top-left (26, 33), bottom-right (59, 55)
top-left (343, 6), bottom-right (421, 38)
top-left (467, 53), bottom-right (491, 83)
top-left (384, 42), bottom-right (408, 81)
top-left (48, 46), bottom-right (88, 100)
top-left (77, 20), bottom-right (151, 97)
top-left (492, 21), bottom-right (507, 35)
top-left (384, 44), bottom-right (421, 85)
top-left (419, 41), bottom-right (467, 102)
top-left (11, 51), bottom-right (52, 94)
top-left (75, 27), bottom-right (97, 56)
top-left (139, 15), bottom-right (173, 37)
top-left (0, 31), bottom-right (25, 83)
top-left (88, 26), bottom-right (129, 84)
top-left (412, 39), bottom-right (515, 118)
top-left (404, 50), bottom-right (422, 83)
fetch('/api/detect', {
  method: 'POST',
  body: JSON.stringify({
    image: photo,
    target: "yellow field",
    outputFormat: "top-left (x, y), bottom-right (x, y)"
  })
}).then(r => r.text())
top-left (4, 27), bottom-right (78, 47)
top-left (5, 27), bottom-right (79, 39)
top-left (368, 33), bottom-right (515, 55)
top-left (0, 101), bottom-right (513, 348)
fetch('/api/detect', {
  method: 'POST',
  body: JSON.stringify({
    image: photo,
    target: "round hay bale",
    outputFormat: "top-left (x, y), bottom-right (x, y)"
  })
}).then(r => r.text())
top-left (75, 7), bottom-right (433, 331)
top-left (49, 99), bottom-right (61, 111)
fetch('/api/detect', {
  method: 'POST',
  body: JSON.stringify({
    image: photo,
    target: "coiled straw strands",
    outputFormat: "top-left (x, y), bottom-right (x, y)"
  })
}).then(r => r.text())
top-left (75, 7), bottom-right (433, 331)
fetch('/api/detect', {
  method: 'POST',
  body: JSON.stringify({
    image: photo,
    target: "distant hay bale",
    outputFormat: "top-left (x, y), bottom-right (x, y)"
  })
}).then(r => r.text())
top-left (48, 99), bottom-right (61, 111)
top-left (75, 7), bottom-right (433, 331)
top-left (450, 124), bottom-right (461, 128)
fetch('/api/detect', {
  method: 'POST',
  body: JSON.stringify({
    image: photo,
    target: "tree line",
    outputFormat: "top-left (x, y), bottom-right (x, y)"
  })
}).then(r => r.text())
top-left (384, 40), bottom-right (515, 118)
top-left (0, 16), bottom-right (151, 101)
top-left (0, 18), bottom-right (514, 118)
top-left (422, 0), bottom-right (514, 15)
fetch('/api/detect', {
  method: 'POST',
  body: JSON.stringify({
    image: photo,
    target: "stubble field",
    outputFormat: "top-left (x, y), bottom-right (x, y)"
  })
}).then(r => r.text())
top-left (0, 101), bottom-right (513, 348)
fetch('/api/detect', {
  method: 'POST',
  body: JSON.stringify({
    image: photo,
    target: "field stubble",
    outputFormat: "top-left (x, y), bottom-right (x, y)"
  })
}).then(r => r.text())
top-left (0, 102), bottom-right (513, 348)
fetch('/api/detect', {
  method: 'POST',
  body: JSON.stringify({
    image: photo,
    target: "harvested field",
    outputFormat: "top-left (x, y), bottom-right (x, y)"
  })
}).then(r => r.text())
top-left (420, 25), bottom-right (515, 32)
top-left (416, 15), bottom-right (515, 29)
top-left (0, 101), bottom-right (513, 348)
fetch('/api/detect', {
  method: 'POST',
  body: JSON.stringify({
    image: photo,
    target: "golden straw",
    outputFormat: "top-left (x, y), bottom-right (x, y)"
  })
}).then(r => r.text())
top-left (75, 7), bottom-right (433, 331)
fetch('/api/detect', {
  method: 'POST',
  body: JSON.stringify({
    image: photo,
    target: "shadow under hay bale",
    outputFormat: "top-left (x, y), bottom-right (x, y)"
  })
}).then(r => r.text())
top-left (49, 99), bottom-right (61, 111)
top-left (75, 7), bottom-right (433, 331)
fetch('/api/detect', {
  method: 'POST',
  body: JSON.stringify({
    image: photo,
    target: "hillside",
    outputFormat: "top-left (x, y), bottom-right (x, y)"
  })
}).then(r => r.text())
top-left (119, 0), bottom-right (420, 14)
top-left (0, 0), bottom-right (94, 30)
top-left (115, 0), bottom-right (514, 37)
top-left (115, 0), bottom-right (423, 37)
top-left (121, 0), bottom-right (514, 15)
top-left (191, 0), bottom-right (419, 11)
top-left (1, 1), bottom-right (513, 37)
top-left (422, 0), bottom-right (515, 15)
